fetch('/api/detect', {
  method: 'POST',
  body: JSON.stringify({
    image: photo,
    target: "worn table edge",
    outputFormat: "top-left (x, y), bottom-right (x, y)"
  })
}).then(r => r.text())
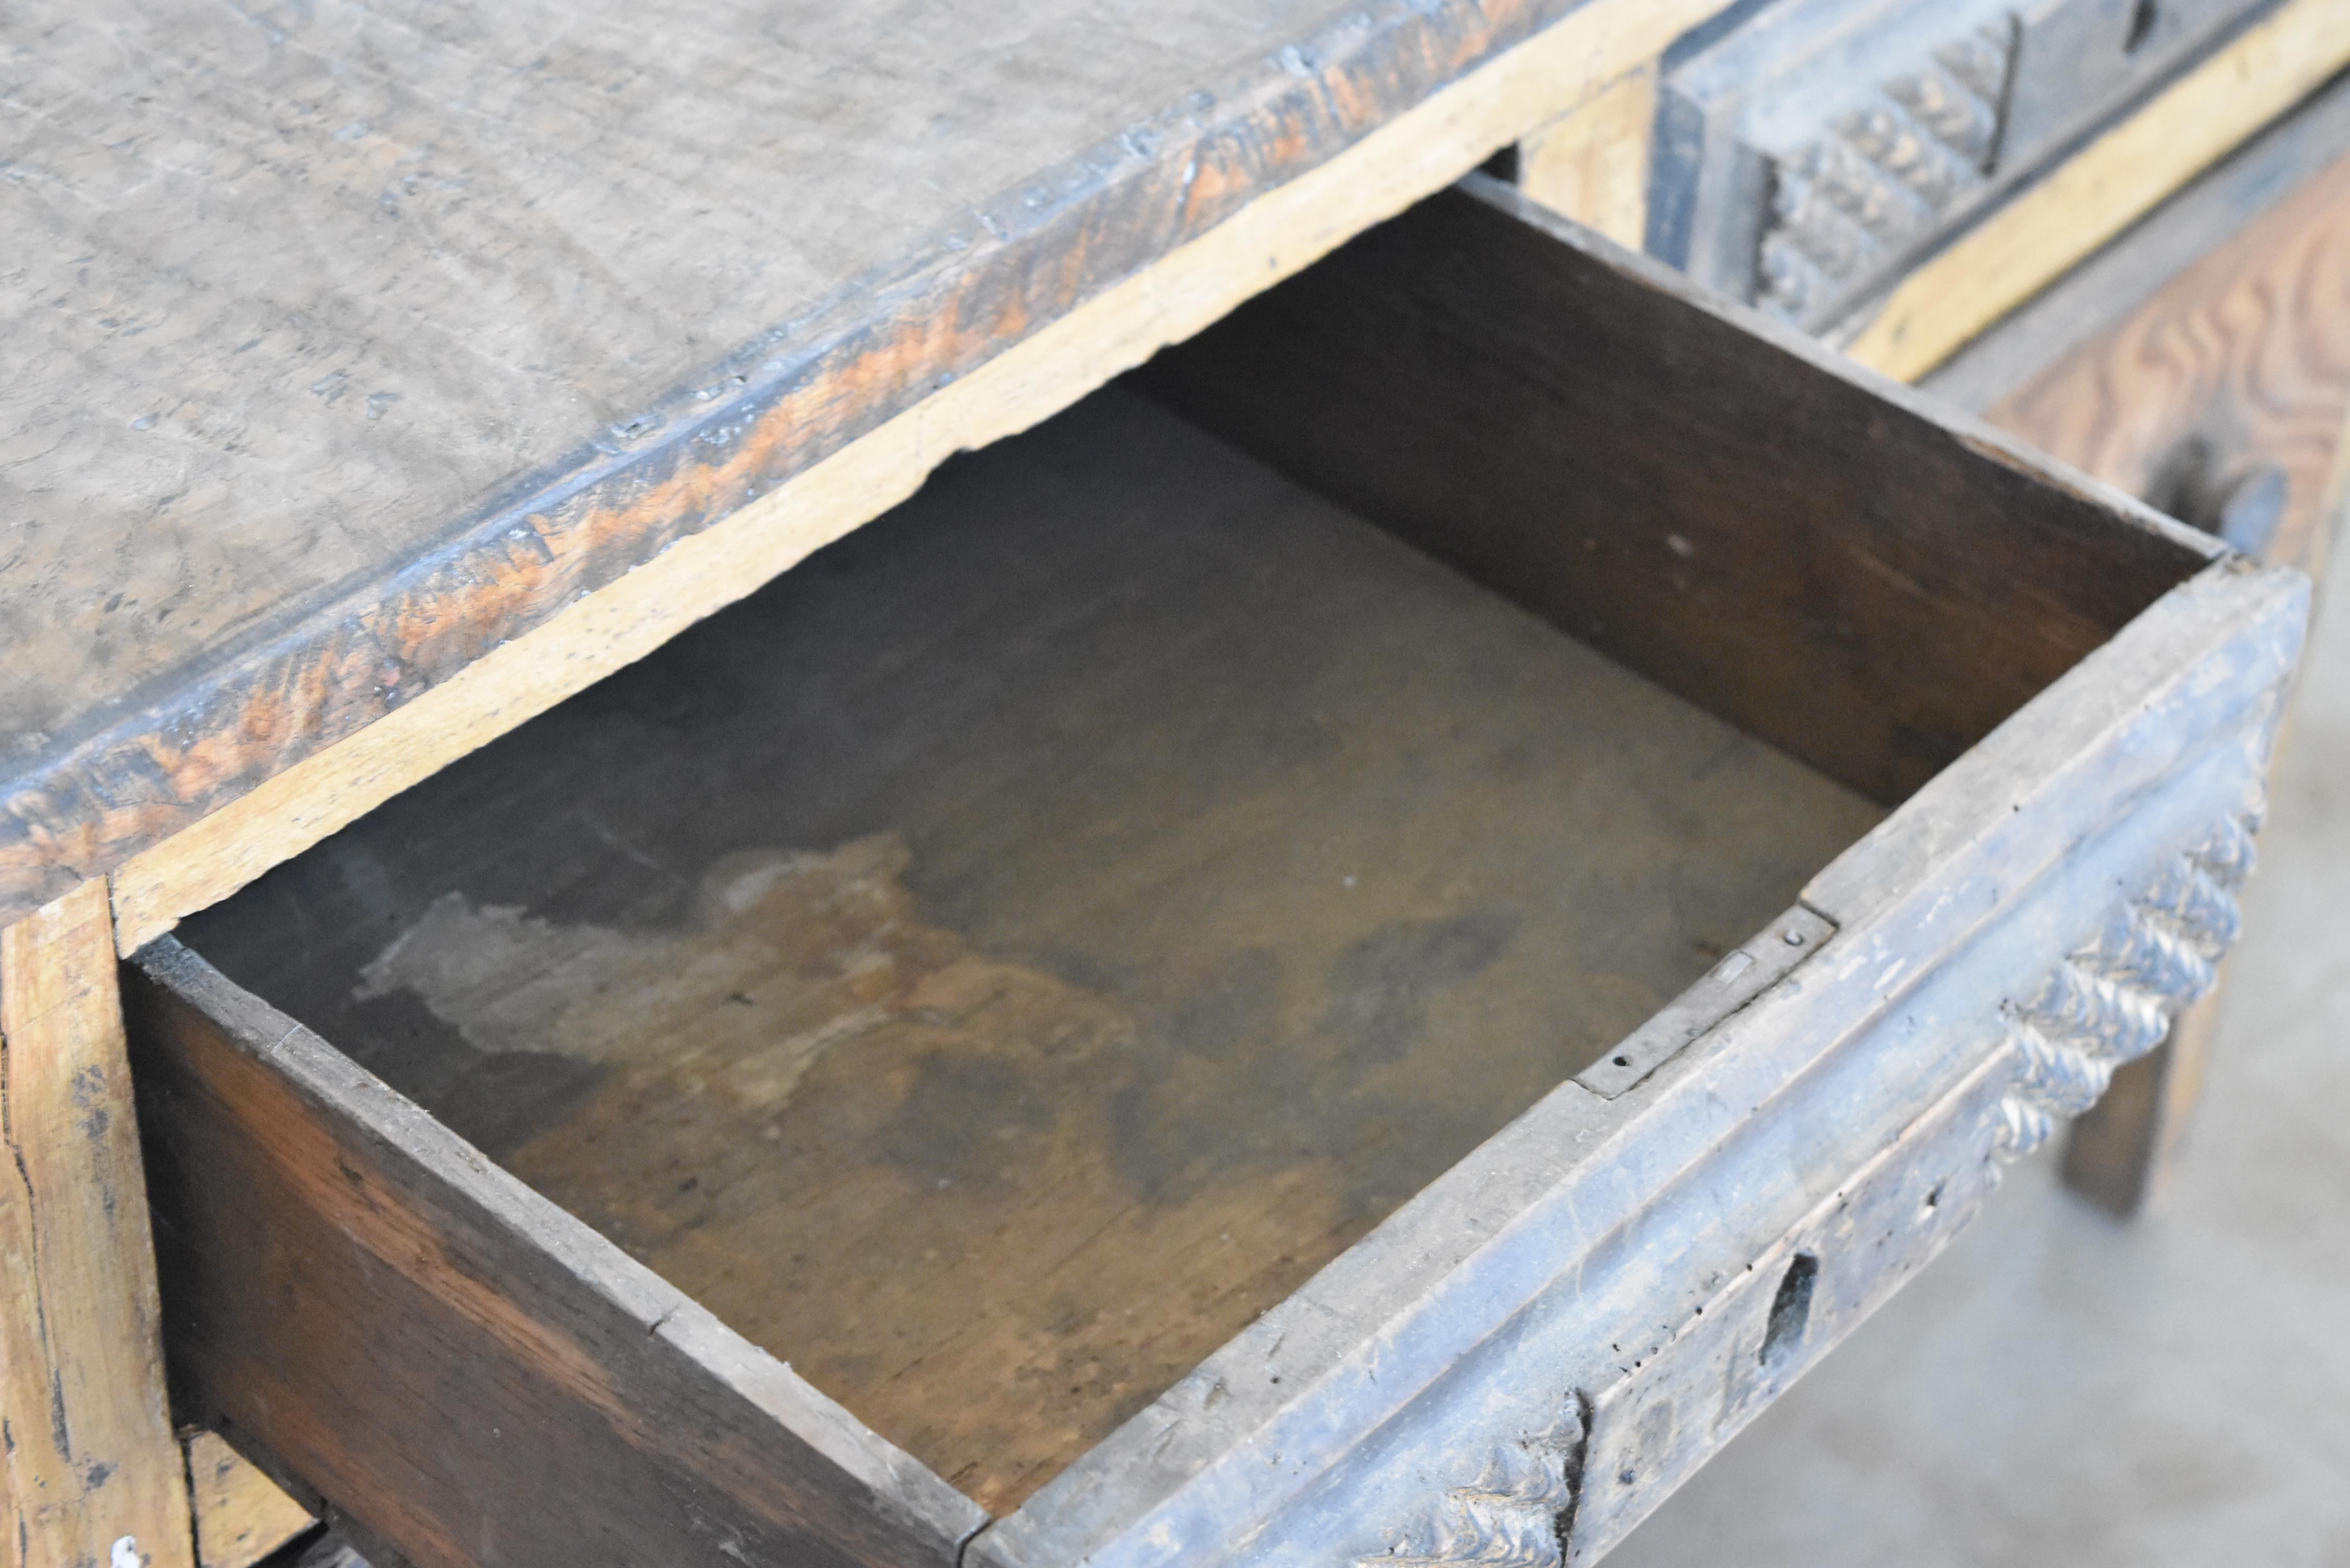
top-left (0, 0), bottom-right (1727, 938)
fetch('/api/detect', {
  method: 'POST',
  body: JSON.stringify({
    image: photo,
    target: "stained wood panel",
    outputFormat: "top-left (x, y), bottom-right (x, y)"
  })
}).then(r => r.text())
top-left (123, 942), bottom-right (985, 1568)
top-left (177, 387), bottom-right (1884, 1514)
top-left (1138, 177), bottom-right (2215, 809)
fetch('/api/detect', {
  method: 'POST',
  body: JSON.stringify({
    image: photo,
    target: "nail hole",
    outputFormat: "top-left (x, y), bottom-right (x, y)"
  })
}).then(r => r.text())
top-left (1613, 1055), bottom-right (1631, 1067)
top-left (1760, 1253), bottom-right (1819, 1368)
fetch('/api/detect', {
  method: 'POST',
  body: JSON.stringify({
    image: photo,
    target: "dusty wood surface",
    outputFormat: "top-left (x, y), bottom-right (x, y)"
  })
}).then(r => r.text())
top-left (1139, 177), bottom-right (2213, 810)
top-left (185, 1433), bottom-right (314, 1568)
top-left (1840, 0), bottom-right (2350, 380)
top-left (176, 386), bottom-right (1883, 1513)
top-left (123, 939), bottom-right (987, 1568)
top-left (0, 882), bottom-right (194, 1568)
top-left (0, 0), bottom-right (1726, 935)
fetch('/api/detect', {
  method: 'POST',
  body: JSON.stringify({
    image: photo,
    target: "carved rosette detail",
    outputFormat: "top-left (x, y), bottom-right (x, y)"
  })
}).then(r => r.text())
top-left (1993, 802), bottom-right (2263, 1162)
top-left (1755, 20), bottom-right (2016, 324)
top-left (1357, 1400), bottom-right (1591, 1567)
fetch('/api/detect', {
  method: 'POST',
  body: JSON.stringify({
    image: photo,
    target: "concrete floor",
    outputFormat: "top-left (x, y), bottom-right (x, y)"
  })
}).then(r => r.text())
top-left (1611, 580), bottom-right (2350, 1568)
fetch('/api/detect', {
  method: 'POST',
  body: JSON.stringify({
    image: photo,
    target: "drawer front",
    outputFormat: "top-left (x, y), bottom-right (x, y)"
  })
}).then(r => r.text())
top-left (125, 179), bottom-right (2299, 1568)
top-left (1651, 0), bottom-right (2276, 328)
top-left (977, 182), bottom-right (2299, 1568)
top-left (122, 943), bottom-right (987, 1568)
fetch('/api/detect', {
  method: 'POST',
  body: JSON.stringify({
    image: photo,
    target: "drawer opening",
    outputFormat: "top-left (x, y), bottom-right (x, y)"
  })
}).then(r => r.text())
top-left (154, 176), bottom-right (2220, 1544)
top-left (175, 381), bottom-right (1884, 1515)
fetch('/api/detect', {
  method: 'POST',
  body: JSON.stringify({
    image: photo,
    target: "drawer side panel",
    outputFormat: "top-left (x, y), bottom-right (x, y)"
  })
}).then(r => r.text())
top-left (1138, 175), bottom-right (2217, 806)
top-left (121, 940), bottom-right (983, 1568)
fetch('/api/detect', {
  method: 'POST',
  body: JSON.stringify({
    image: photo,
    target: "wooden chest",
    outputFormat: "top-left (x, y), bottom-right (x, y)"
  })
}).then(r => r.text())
top-left (117, 180), bottom-right (2303, 1568)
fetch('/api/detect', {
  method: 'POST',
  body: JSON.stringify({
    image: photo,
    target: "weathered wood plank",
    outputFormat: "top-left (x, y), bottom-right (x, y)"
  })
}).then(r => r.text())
top-left (960, 178), bottom-right (2302, 1567)
top-left (121, 941), bottom-right (985, 1568)
top-left (1840, 0), bottom-right (2350, 380)
top-left (1, 881), bottom-right (193, 1568)
top-left (1517, 65), bottom-right (1657, 247)
top-left (185, 1434), bottom-right (313, 1568)
top-left (1137, 174), bottom-right (2218, 807)
top-left (0, 0), bottom-right (1731, 939)
top-left (1924, 70), bottom-right (2350, 412)
top-left (1983, 148), bottom-right (2350, 577)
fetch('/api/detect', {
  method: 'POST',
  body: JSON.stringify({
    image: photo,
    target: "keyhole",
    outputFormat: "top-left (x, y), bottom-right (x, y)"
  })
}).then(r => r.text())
top-left (1760, 1253), bottom-right (1818, 1367)
top-left (2125, 0), bottom-right (2160, 53)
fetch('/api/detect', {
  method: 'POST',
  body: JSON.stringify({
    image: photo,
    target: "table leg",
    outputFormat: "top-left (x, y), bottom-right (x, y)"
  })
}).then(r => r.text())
top-left (2, 879), bottom-right (194, 1568)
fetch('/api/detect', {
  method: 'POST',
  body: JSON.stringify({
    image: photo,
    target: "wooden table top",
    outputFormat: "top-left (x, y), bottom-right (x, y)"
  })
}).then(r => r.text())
top-left (0, 0), bottom-right (1701, 931)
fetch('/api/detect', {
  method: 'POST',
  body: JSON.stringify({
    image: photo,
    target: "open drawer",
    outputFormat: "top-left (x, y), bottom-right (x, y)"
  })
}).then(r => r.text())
top-left (121, 177), bottom-right (2302, 1568)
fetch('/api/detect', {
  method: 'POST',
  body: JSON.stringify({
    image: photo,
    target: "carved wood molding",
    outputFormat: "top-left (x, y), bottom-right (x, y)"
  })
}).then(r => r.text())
top-left (1757, 19), bottom-right (2018, 324)
top-left (1994, 795), bottom-right (2264, 1161)
top-left (1356, 1398), bottom-right (1591, 1568)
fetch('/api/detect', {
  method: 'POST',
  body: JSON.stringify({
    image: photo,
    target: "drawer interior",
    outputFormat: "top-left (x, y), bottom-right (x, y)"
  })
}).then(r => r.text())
top-left (160, 178), bottom-right (2217, 1536)
top-left (180, 381), bottom-right (1881, 1511)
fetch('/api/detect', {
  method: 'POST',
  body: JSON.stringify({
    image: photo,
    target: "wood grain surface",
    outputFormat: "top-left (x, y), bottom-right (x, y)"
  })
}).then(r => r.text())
top-left (1517, 64), bottom-right (1655, 247)
top-left (0, 0), bottom-right (1725, 933)
top-left (1841, 0), bottom-right (2350, 381)
top-left (1, 882), bottom-right (194, 1568)
top-left (1924, 72), bottom-right (2350, 414)
top-left (185, 1433), bottom-right (314, 1568)
top-left (1977, 135), bottom-right (2350, 1215)
top-left (1985, 149), bottom-right (2350, 576)
top-left (1141, 178), bottom-right (2215, 809)
top-left (124, 939), bottom-right (987, 1568)
top-left (176, 386), bottom-right (1884, 1512)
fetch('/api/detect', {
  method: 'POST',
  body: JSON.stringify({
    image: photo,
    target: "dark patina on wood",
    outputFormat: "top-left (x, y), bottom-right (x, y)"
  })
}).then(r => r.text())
top-left (171, 386), bottom-right (1884, 1515)
top-left (1139, 176), bottom-right (2213, 806)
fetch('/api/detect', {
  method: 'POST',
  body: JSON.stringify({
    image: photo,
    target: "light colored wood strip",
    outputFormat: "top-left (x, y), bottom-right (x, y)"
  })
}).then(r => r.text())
top-left (105, 0), bottom-right (1728, 958)
top-left (1846, 0), bottom-right (2350, 383)
top-left (2, 880), bottom-right (193, 1568)
top-left (185, 1434), bottom-right (313, 1568)
top-left (1516, 63), bottom-right (1657, 247)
